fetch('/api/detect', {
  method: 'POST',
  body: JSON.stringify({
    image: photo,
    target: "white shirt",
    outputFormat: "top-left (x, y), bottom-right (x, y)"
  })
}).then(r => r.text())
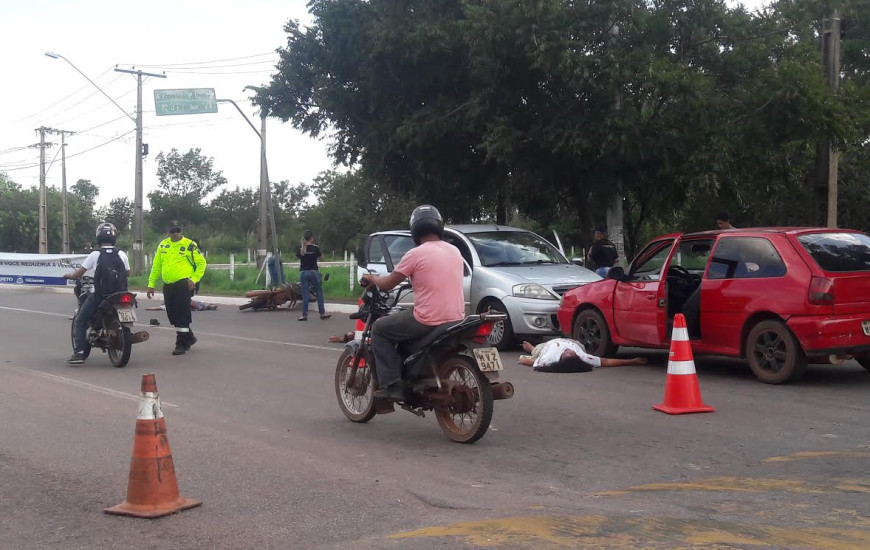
top-left (81, 246), bottom-right (130, 294)
top-left (533, 338), bottom-right (602, 368)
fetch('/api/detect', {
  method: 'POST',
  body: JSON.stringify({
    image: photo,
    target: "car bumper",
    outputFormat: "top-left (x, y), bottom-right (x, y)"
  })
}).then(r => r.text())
top-left (502, 296), bottom-right (563, 337)
top-left (787, 314), bottom-right (870, 354)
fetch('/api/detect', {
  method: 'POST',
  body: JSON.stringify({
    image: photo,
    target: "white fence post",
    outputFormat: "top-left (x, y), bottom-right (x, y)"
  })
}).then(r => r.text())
top-left (247, 248), bottom-right (251, 264)
top-left (229, 253), bottom-right (235, 281)
top-left (144, 254), bottom-right (149, 269)
top-left (265, 252), bottom-right (272, 287)
top-left (349, 253), bottom-right (355, 292)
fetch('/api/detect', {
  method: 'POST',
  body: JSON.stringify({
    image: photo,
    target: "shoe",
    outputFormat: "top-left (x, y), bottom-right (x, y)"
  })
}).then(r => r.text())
top-left (320, 314), bottom-right (331, 320)
top-left (298, 316), bottom-right (308, 321)
top-left (186, 335), bottom-right (198, 349)
top-left (172, 345), bottom-right (186, 356)
top-left (66, 352), bottom-right (85, 365)
top-left (373, 383), bottom-right (405, 402)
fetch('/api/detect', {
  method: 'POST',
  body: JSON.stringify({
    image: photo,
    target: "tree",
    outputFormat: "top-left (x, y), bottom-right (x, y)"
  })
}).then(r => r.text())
top-left (96, 197), bottom-right (133, 232)
top-left (148, 148), bottom-right (227, 231)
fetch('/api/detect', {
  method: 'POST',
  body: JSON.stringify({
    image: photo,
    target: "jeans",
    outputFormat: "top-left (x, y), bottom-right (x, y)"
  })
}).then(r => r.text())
top-left (596, 267), bottom-right (611, 277)
top-left (370, 308), bottom-right (435, 388)
top-left (74, 293), bottom-right (99, 353)
top-left (299, 269), bottom-right (325, 317)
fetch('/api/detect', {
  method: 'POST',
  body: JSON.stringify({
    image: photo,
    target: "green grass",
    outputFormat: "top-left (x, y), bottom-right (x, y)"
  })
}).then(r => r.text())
top-left (130, 265), bottom-right (363, 302)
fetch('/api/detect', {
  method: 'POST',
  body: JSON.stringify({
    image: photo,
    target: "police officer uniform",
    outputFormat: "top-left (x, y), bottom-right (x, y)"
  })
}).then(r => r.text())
top-left (148, 223), bottom-right (207, 354)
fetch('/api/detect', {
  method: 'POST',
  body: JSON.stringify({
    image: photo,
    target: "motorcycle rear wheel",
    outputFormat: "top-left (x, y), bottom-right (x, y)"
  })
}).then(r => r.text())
top-left (435, 356), bottom-right (493, 444)
top-left (107, 324), bottom-right (132, 368)
top-left (335, 350), bottom-right (376, 422)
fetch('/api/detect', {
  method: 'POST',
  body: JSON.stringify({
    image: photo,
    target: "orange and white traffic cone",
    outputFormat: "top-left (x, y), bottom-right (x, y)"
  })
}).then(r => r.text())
top-left (653, 314), bottom-right (714, 415)
top-left (104, 374), bottom-right (201, 518)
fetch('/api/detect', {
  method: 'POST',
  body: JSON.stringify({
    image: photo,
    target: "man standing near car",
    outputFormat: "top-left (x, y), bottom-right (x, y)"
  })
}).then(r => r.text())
top-left (147, 221), bottom-right (207, 355)
top-left (588, 225), bottom-right (619, 277)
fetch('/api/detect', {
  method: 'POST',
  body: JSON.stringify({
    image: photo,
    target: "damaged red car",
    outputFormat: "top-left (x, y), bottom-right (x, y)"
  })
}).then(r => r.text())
top-left (556, 228), bottom-right (870, 383)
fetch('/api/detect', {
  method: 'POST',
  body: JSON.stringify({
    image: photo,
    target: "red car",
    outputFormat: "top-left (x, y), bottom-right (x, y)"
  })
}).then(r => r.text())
top-left (556, 228), bottom-right (870, 383)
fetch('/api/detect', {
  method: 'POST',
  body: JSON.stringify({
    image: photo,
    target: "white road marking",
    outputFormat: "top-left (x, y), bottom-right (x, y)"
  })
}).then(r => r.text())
top-left (0, 305), bottom-right (342, 353)
top-left (0, 364), bottom-right (178, 407)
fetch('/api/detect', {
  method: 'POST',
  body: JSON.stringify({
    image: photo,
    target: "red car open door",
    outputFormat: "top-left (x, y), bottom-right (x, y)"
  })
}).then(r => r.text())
top-left (612, 239), bottom-right (677, 345)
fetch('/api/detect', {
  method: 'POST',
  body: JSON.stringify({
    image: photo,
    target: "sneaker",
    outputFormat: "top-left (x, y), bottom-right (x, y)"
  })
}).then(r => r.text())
top-left (66, 352), bottom-right (85, 365)
top-left (172, 345), bottom-right (186, 356)
top-left (186, 335), bottom-right (198, 349)
top-left (373, 383), bottom-right (405, 402)
top-left (298, 316), bottom-right (308, 321)
top-left (320, 314), bottom-right (331, 320)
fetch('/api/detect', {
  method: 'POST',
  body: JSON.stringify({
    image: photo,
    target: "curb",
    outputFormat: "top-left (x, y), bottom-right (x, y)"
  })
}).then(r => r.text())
top-left (0, 283), bottom-right (361, 314)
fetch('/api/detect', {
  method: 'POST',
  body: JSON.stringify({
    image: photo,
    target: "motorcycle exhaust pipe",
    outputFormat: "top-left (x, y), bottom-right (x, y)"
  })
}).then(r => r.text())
top-left (491, 382), bottom-right (514, 400)
top-left (131, 330), bottom-right (149, 344)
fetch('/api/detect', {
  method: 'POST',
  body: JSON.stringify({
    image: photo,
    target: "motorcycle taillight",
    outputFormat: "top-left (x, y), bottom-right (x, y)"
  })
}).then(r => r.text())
top-left (472, 321), bottom-right (495, 344)
top-left (117, 293), bottom-right (134, 305)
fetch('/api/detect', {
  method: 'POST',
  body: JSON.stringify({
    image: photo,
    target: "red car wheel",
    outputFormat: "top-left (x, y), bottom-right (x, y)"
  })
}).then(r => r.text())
top-left (572, 309), bottom-right (617, 357)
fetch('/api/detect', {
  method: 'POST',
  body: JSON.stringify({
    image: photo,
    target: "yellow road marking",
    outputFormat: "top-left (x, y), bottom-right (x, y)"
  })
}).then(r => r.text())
top-left (595, 476), bottom-right (835, 496)
top-left (765, 450), bottom-right (870, 463)
top-left (390, 515), bottom-right (870, 549)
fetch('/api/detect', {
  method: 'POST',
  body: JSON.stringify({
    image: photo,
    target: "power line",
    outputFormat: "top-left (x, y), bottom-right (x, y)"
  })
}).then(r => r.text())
top-left (131, 52), bottom-right (277, 68)
top-left (146, 59), bottom-right (277, 70)
top-left (162, 69), bottom-right (276, 75)
top-left (0, 130), bottom-right (135, 172)
top-left (14, 67), bottom-right (114, 123)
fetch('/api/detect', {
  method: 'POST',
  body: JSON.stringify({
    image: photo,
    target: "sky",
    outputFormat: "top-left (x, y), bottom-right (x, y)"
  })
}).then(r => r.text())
top-left (0, 0), bottom-right (769, 210)
top-left (0, 0), bottom-right (330, 209)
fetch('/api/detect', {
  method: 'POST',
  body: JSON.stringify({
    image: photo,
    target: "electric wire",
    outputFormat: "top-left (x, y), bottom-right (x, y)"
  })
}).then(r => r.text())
top-left (131, 52), bottom-right (277, 68)
top-left (14, 67), bottom-right (115, 123)
top-left (0, 130), bottom-right (135, 172)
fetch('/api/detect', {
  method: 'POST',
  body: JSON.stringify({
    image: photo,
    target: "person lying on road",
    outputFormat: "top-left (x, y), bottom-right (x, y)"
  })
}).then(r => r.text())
top-left (518, 338), bottom-right (647, 372)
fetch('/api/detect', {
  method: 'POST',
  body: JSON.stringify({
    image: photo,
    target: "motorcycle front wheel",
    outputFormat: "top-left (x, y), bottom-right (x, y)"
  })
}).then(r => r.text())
top-left (107, 323), bottom-right (132, 368)
top-left (435, 356), bottom-right (494, 444)
top-left (335, 350), bottom-right (376, 422)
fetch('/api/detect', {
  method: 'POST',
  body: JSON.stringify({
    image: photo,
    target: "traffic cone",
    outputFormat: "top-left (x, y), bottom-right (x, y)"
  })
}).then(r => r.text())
top-left (653, 314), bottom-right (714, 415)
top-left (354, 298), bottom-right (365, 342)
top-left (105, 374), bottom-right (201, 518)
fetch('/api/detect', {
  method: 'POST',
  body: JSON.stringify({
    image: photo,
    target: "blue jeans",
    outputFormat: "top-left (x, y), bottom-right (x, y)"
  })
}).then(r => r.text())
top-left (74, 293), bottom-right (99, 353)
top-left (596, 267), bottom-right (611, 277)
top-left (299, 270), bottom-right (325, 317)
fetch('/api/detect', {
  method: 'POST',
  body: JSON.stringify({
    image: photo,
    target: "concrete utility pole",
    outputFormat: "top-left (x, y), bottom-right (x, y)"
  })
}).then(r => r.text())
top-left (34, 127), bottom-right (54, 253)
top-left (114, 67), bottom-right (167, 274)
top-left (605, 21), bottom-right (626, 262)
top-left (44, 128), bottom-right (75, 253)
top-left (258, 113), bottom-right (269, 269)
top-left (824, 10), bottom-right (841, 228)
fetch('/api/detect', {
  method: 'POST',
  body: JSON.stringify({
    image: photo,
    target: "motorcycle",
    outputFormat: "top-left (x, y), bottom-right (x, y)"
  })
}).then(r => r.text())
top-left (334, 280), bottom-right (515, 444)
top-left (71, 276), bottom-right (149, 367)
top-left (239, 274), bottom-right (331, 311)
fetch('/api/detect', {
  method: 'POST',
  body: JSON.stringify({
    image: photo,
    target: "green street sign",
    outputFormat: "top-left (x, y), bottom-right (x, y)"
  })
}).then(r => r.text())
top-left (154, 88), bottom-right (218, 116)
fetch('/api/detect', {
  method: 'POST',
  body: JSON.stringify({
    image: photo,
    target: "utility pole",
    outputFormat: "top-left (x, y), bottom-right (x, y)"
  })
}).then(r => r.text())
top-left (34, 127), bottom-right (54, 253)
top-left (824, 10), bottom-right (841, 228)
top-left (257, 113), bottom-right (269, 269)
top-left (44, 128), bottom-right (75, 253)
top-left (605, 21), bottom-right (625, 262)
top-left (114, 67), bottom-right (167, 274)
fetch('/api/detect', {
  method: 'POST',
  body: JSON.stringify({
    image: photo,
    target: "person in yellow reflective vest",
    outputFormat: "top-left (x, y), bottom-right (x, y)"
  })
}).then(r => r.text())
top-left (147, 221), bottom-right (207, 355)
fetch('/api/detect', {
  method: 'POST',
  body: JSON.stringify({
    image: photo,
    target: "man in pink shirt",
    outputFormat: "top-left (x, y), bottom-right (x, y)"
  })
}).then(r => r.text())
top-left (360, 205), bottom-right (465, 401)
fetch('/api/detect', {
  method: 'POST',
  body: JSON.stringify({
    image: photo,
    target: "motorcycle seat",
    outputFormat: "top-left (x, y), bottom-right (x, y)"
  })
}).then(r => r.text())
top-left (402, 321), bottom-right (463, 355)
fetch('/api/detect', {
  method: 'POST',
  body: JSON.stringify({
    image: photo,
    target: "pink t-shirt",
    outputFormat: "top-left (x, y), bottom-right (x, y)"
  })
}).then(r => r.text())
top-left (394, 240), bottom-right (465, 326)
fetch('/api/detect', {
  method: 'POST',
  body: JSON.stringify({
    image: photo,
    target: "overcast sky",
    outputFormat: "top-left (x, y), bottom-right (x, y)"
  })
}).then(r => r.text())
top-left (0, 0), bottom-right (768, 209)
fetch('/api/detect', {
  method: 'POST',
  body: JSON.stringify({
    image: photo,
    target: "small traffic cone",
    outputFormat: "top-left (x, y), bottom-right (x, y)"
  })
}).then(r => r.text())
top-left (104, 374), bottom-right (201, 518)
top-left (653, 314), bottom-right (714, 415)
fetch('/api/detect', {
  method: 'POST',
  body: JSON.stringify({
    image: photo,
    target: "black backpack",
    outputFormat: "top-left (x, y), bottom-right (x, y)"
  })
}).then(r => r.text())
top-left (93, 247), bottom-right (128, 297)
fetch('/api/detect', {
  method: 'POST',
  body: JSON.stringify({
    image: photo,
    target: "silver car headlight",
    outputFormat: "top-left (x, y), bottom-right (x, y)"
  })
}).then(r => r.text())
top-left (512, 283), bottom-right (557, 300)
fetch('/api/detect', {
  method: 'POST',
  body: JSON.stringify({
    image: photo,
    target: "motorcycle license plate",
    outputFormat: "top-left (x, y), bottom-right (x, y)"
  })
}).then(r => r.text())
top-left (863, 321), bottom-right (870, 336)
top-left (473, 348), bottom-right (503, 372)
top-left (117, 308), bottom-right (137, 323)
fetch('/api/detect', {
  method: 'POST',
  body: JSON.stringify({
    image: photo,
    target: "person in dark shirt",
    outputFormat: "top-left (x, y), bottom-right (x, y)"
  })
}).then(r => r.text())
top-left (296, 230), bottom-right (330, 321)
top-left (587, 225), bottom-right (619, 277)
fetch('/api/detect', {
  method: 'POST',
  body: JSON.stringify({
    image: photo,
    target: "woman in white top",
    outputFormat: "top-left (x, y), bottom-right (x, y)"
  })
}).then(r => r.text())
top-left (518, 338), bottom-right (647, 372)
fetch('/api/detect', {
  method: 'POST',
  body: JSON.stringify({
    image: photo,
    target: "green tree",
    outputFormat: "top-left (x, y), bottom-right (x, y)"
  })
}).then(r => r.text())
top-left (148, 148), bottom-right (227, 231)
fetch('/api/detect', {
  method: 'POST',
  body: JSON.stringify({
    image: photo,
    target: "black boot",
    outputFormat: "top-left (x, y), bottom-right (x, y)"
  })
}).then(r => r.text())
top-left (185, 329), bottom-right (197, 350)
top-left (172, 332), bottom-right (186, 355)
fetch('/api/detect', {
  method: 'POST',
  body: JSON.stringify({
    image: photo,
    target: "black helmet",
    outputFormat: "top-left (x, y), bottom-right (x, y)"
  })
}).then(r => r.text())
top-left (95, 222), bottom-right (118, 245)
top-left (409, 205), bottom-right (444, 245)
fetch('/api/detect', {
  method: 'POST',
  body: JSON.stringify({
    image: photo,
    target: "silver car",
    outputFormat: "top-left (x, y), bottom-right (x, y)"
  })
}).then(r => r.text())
top-left (360, 225), bottom-right (601, 349)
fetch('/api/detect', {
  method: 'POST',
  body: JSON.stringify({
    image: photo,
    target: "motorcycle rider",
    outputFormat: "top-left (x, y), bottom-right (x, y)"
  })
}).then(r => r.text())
top-left (63, 222), bottom-right (130, 365)
top-left (360, 205), bottom-right (465, 401)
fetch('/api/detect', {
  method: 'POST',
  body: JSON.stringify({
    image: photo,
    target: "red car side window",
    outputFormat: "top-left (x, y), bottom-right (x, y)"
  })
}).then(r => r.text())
top-left (709, 237), bottom-right (786, 279)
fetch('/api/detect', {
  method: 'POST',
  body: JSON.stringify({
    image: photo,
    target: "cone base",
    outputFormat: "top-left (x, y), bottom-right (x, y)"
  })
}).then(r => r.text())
top-left (104, 497), bottom-right (202, 519)
top-left (653, 403), bottom-right (715, 415)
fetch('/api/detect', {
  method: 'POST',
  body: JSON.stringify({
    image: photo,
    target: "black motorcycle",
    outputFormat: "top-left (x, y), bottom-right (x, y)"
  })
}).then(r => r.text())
top-left (71, 276), bottom-right (148, 367)
top-left (334, 277), bottom-right (515, 444)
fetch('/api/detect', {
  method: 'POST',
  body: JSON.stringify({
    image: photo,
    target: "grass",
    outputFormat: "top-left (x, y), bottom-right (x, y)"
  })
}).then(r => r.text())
top-left (129, 265), bottom-right (363, 302)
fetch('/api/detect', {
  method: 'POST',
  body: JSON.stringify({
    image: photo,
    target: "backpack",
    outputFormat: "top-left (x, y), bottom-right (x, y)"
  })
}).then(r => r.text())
top-left (93, 247), bottom-right (128, 297)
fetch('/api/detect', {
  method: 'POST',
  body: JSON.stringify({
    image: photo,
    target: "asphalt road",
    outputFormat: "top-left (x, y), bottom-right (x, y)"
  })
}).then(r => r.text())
top-left (2, 284), bottom-right (870, 550)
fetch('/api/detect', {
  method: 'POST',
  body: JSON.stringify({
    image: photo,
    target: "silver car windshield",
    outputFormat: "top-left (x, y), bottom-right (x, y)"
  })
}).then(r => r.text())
top-left (467, 231), bottom-right (568, 267)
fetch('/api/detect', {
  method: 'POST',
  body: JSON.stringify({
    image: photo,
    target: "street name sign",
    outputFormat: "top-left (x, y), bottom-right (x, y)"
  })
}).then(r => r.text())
top-left (154, 88), bottom-right (218, 116)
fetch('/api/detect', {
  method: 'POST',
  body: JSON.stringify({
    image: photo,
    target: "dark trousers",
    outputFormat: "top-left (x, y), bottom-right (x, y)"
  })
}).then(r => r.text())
top-left (74, 293), bottom-right (98, 353)
top-left (164, 280), bottom-right (194, 344)
top-left (299, 269), bottom-right (325, 317)
top-left (371, 308), bottom-right (434, 388)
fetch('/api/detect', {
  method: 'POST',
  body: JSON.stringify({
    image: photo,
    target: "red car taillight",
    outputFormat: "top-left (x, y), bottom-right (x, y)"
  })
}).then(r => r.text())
top-left (473, 321), bottom-right (495, 344)
top-left (808, 277), bottom-right (834, 305)
top-left (117, 293), bottom-right (134, 305)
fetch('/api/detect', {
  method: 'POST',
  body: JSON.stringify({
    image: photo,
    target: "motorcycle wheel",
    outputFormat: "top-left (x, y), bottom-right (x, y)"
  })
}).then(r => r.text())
top-left (435, 356), bottom-right (494, 444)
top-left (70, 313), bottom-right (91, 360)
top-left (107, 324), bottom-right (132, 368)
top-left (334, 350), bottom-right (376, 422)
